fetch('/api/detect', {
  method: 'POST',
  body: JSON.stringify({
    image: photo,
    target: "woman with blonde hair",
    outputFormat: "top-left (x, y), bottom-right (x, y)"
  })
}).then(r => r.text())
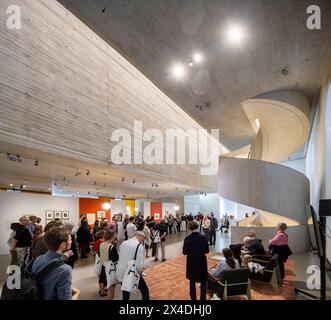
top-left (99, 229), bottom-right (119, 299)
top-left (202, 214), bottom-right (211, 244)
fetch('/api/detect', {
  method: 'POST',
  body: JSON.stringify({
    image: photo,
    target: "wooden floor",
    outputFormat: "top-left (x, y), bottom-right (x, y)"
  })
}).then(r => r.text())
top-left (144, 255), bottom-right (295, 300)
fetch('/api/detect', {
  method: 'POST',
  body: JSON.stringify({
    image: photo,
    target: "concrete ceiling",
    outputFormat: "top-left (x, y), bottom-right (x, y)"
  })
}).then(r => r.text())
top-left (58, 0), bottom-right (331, 151)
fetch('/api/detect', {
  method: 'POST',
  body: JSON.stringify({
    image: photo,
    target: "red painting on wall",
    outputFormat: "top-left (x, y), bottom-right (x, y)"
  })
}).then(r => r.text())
top-left (150, 202), bottom-right (162, 223)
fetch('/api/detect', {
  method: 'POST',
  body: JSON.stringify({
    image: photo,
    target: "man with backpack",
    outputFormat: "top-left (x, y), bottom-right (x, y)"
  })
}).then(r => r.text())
top-left (31, 227), bottom-right (80, 300)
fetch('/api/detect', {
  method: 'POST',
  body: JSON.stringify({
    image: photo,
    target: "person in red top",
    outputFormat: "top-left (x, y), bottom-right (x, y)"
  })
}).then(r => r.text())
top-left (94, 229), bottom-right (105, 296)
top-left (268, 223), bottom-right (291, 281)
top-left (95, 229), bottom-right (105, 255)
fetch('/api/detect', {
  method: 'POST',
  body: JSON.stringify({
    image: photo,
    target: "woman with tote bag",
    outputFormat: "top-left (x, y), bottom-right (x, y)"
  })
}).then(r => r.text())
top-left (99, 230), bottom-right (119, 299)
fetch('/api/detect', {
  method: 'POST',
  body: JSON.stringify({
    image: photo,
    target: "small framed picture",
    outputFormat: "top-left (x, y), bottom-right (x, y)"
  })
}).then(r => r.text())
top-left (46, 211), bottom-right (54, 220)
top-left (62, 211), bottom-right (69, 220)
top-left (97, 211), bottom-right (106, 219)
top-left (113, 213), bottom-right (123, 222)
top-left (54, 211), bottom-right (62, 219)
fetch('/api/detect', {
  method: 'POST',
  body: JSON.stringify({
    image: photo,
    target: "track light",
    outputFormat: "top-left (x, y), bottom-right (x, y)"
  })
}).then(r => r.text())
top-left (121, 177), bottom-right (125, 182)
top-left (132, 179), bottom-right (136, 184)
top-left (86, 170), bottom-right (90, 176)
top-left (74, 168), bottom-right (81, 177)
top-left (94, 181), bottom-right (97, 185)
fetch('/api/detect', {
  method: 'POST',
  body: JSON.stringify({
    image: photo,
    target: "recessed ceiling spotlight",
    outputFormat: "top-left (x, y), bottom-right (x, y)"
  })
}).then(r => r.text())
top-left (193, 53), bottom-right (203, 63)
top-left (22, 185), bottom-right (26, 188)
top-left (10, 183), bottom-right (13, 187)
top-left (172, 64), bottom-right (185, 79)
top-left (188, 61), bottom-right (194, 67)
top-left (226, 24), bottom-right (245, 45)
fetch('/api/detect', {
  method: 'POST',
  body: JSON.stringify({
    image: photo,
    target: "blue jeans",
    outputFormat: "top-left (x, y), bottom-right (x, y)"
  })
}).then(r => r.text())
top-left (190, 280), bottom-right (207, 300)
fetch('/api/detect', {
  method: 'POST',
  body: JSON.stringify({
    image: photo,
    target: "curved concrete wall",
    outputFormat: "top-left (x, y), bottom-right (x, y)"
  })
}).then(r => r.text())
top-left (219, 157), bottom-right (310, 224)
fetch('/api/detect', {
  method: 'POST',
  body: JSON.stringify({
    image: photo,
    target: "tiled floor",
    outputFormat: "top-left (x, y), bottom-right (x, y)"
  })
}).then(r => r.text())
top-left (0, 230), bottom-right (330, 299)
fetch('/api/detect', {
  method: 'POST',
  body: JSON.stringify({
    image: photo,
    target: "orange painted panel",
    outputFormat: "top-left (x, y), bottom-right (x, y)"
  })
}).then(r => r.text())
top-left (151, 202), bottom-right (162, 223)
top-left (79, 198), bottom-right (111, 226)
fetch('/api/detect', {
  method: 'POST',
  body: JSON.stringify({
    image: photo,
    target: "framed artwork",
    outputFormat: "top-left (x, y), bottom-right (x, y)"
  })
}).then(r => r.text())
top-left (62, 211), bottom-right (69, 220)
top-left (54, 211), bottom-right (62, 219)
top-left (113, 213), bottom-right (123, 222)
top-left (97, 211), bottom-right (106, 219)
top-left (87, 213), bottom-right (96, 225)
top-left (154, 213), bottom-right (160, 219)
top-left (46, 211), bottom-right (54, 220)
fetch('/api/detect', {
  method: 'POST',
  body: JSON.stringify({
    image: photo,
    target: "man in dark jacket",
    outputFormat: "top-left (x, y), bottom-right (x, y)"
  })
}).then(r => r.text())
top-left (183, 221), bottom-right (209, 300)
top-left (209, 212), bottom-right (218, 245)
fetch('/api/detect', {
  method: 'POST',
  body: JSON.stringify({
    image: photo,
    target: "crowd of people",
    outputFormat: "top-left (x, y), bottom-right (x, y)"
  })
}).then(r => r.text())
top-left (3, 212), bottom-right (291, 300)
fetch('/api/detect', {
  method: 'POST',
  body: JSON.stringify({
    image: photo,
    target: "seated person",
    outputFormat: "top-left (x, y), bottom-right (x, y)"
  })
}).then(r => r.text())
top-left (208, 248), bottom-right (240, 293)
top-left (219, 218), bottom-right (230, 232)
top-left (241, 235), bottom-right (266, 266)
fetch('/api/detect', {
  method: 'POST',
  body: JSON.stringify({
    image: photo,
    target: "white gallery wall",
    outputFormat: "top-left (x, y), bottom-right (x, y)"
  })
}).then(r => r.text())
top-left (184, 195), bottom-right (200, 215)
top-left (0, 191), bottom-right (79, 255)
top-left (281, 158), bottom-right (306, 175)
top-left (199, 193), bottom-right (220, 219)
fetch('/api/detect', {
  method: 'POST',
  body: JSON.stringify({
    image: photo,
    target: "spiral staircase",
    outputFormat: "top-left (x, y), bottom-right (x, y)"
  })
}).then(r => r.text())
top-left (219, 90), bottom-right (311, 252)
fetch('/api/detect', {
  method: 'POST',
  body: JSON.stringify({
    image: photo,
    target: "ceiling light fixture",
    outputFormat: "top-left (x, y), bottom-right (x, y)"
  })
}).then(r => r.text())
top-left (121, 177), bottom-right (125, 182)
top-left (188, 61), bottom-right (194, 67)
top-left (86, 170), bottom-right (90, 176)
top-left (34, 160), bottom-right (39, 166)
top-left (172, 64), bottom-right (185, 79)
top-left (132, 179), bottom-right (136, 184)
top-left (174, 205), bottom-right (180, 211)
top-left (193, 53), bottom-right (203, 63)
top-left (102, 202), bottom-right (111, 210)
top-left (10, 183), bottom-right (13, 187)
top-left (281, 66), bottom-right (289, 76)
top-left (226, 24), bottom-right (244, 45)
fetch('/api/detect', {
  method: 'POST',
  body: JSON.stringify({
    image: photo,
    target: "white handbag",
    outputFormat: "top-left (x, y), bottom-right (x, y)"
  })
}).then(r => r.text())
top-left (153, 230), bottom-right (161, 243)
top-left (104, 245), bottom-right (119, 288)
top-left (120, 244), bottom-right (141, 293)
top-left (104, 260), bottom-right (119, 288)
top-left (94, 253), bottom-right (102, 276)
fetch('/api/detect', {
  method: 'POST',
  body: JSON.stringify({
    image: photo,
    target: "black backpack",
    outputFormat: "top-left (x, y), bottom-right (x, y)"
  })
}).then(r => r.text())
top-left (1, 259), bottom-right (64, 300)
